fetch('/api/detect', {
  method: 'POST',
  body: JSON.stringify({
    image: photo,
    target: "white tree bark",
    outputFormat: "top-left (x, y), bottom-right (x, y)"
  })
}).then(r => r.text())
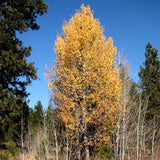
top-left (122, 101), bottom-right (126, 160)
top-left (77, 131), bottom-right (81, 160)
top-left (43, 112), bottom-right (49, 160)
top-left (151, 115), bottom-right (156, 160)
top-left (82, 62), bottom-right (90, 160)
top-left (66, 136), bottom-right (69, 160)
top-left (137, 96), bottom-right (142, 160)
top-left (53, 121), bottom-right (59, 160)
top-left (21, 108), bottom-right (24, 160)
top-left (115, 111), bottom-right (121, 160)
top-left (27, 118), bottom-right (31, 160)
top-left (84, 133), bottom-right (90, 160)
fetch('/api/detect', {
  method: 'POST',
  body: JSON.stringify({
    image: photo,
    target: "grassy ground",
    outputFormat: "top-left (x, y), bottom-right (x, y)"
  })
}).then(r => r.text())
top-left (0, 142), bottom-right (160, 160)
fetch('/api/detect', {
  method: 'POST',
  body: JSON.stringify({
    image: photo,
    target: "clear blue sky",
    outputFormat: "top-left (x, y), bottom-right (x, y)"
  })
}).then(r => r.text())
top-left (18, 0), bottom-right (160, 109)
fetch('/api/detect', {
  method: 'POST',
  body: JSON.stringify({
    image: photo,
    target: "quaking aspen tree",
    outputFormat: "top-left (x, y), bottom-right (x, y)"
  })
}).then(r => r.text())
top-left (46, 4), bottom-right (121, 159)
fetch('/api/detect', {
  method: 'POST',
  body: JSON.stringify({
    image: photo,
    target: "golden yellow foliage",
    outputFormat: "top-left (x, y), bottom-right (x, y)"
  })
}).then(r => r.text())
top-left (46, 4), bottom-right (121, 147)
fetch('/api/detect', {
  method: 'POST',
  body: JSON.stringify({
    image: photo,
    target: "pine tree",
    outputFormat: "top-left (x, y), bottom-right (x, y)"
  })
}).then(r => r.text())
top-left (138, 43), bottom-right (160, 118)
top-left (46, 4), bottom-right (121, 159)
top-left (34, 101), bottom-right (44, 129)
top-left (0, 0), bottom-right (48, 141)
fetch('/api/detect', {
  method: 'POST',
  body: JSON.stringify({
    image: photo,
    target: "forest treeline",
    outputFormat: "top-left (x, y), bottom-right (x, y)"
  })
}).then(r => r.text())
top-left (0, 1), bottom-right (160, 160)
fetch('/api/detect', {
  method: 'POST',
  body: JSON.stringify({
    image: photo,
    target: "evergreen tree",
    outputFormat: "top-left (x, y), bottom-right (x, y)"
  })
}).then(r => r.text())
top-left (138, 43), bottom-right (160, 118)
top-left (0, 0), bottom-right (48, 141)
top-left (34, 101), bottom-right (44, 128)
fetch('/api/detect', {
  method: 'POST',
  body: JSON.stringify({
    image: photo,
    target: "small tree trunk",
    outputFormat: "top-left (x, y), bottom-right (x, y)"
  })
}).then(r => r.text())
top-left (155, 143), bottom-right (159, 160)
top-left (76, 130), bottom-right (81, 160)
top-left (53, 123), bottom-right (59, 160)
top-left (151, 115), bottom-right (156, 160)
top-left (143, 131), bottom-right (146, 156)
top-left (139, 121), bottom-right (143, 160)
top-left (84, 133), bottom-right (90, 160)
top-left (82, 62), bottom-right (90, 160)
top-left (43, 113), bottom-right (49, 160)
top-left (119, 138), bottom-right (122, 160)
top-left (115, 115), bottom-right (121, 160)
top-left (66, 133), bottom-right (69, 160)
top-left (21, 109), bottom-right (24, 160)
top-left (122, 103), bottom-right (126, 160)
top-left (38, 132), bottom-right (40, 160)
top-left (83, 108), bottom-right (90, 160)
top-left (27, 118), bottom-right (31, 160)
top-left (78, 147), bottom-right (81, 160)
top-left (69, 131), bottom-right (73, 160)
top-left (137, 96), bottom-right (142, 160)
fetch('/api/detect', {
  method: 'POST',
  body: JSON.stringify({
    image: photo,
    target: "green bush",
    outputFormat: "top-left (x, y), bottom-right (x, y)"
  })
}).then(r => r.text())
top-left (0, 140), bottom-right (18, 160)
top-left (0, 151), bottom-right (9, 160)
top-left (6, 140), bottom-right (18, 157)
top-left (98, 145), bottom-right (112, 160)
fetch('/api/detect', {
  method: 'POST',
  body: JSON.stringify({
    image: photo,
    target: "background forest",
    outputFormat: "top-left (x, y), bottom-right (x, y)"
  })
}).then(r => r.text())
top-left (0, 1), bottom-right (160, 160)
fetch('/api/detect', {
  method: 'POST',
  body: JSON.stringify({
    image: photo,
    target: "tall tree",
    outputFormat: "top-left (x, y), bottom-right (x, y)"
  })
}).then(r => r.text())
top-left (34, 101), bottom-right (44, 128)
top-left (46, 4), bottom-right (121, 159)
top-left (0, 0), bottom-right (48, 141)
top-left (138, 43), bottom-right (160, 118)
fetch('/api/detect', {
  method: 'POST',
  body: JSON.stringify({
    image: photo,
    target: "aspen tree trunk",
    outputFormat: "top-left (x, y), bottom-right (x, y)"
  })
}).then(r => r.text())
top-left (140, 105), bottom-right (146, 160)
top-left (127, 149), bottom-right (130, 160)
top-left (126, 124), bottom-right (131, 160)
top-left (140, 121), bottom-right (143, 160)
top-left (21, 108), bottom-right (24, 160)
top-left (155, 144), bottom-right (159, 160)
top-left (74, 96), bottom-right (81, 160)
top-left (37, 130), bottom-right (41, 160)
top-left (84, 133), bottom-right (90, 160)
top-left (115, 130), bottom-right (119, 160)
top-left (53, 121), bottom-right (59, 160)
top-left (69, 137), bottom-right (72, 160)
top-left (82, 62), bottom-right (90, 160)
top-left (141, 122), bottom-right (144, 159)
top-left (115, 113), bottom-right (121, 160)
top-left (139, 112), bottom-right (145, 160)
top-left (119, 100), bottom-right (123, 160)
top-left (66, 138), bottom-right (69, 160)
top-left (37, 132), bottom-right (40, 160)
top-left (43, 113), bottom-right (49, 160)
top-left (122, 103), bottom-right (125, 159)
top-left (143, 132), bottom-right (146, 156)
top-left (140, 97), bottom-right (148, 158)
top-left (151, 115), bottom-right (156, 160)
top-left (66, 128), bottom-right (69, 160)
top-left (76, 130), bottom-right (81, 160)
top-left (137, 96), bottom-right (142, 160)
top-left (83, 104), bottom-right (90, 160)
top-left (27, 118), bottom-right (31, 160)
top-left (83, 107), bottom-right (90, 160)
top-left (114, 132), bottom-right (117, 160)
top-left (119, 138), bottom-right (122, 160)
top-left (83, 106), bottom-right (90, 160)
top-left (122, 103), bottom-right (126, 160)
top-left (113, 135), bottom-right (116, 160)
